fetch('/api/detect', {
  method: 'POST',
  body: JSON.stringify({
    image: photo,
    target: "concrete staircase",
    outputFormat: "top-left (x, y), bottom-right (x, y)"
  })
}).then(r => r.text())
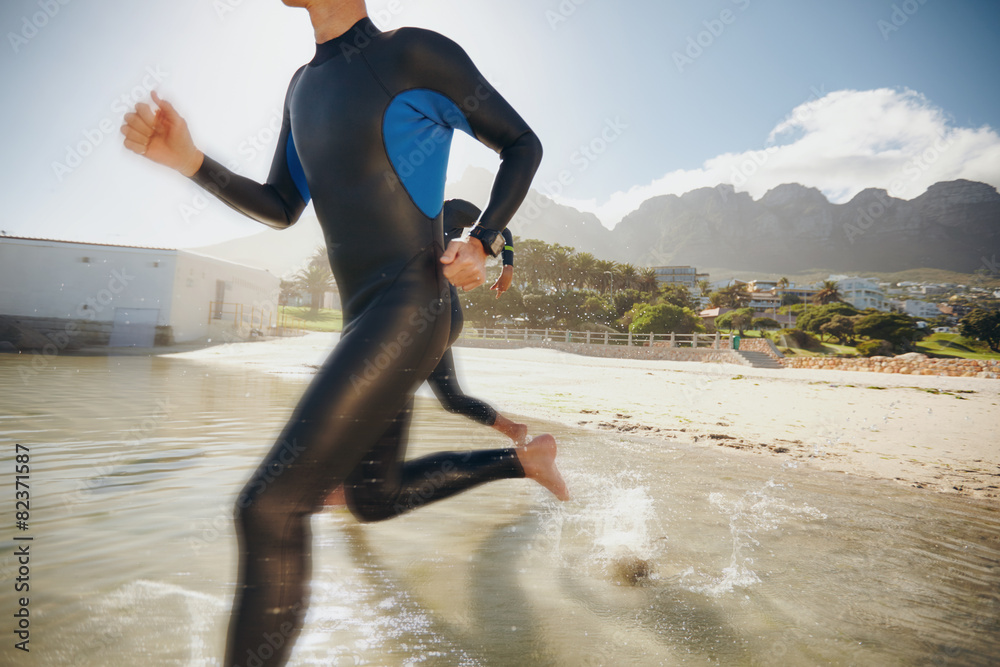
top-left (734, 350), bottom-right (785, 369)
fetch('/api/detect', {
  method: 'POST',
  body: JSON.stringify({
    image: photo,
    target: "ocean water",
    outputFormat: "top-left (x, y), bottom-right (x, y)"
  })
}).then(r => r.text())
top-left (0, 353), bottom-right (997, 666)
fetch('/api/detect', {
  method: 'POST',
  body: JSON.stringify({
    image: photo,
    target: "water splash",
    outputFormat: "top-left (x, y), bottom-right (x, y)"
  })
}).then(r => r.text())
top-left (684, 481), bottom-right (826, 597)
top-left (544, 468), bottom-right (662, 583)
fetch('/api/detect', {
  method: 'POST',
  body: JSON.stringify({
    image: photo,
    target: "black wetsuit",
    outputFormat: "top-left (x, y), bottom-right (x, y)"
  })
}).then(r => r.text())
top-left (426, 223), bottom-right (514, 426)
top-left (190, 18), bottom-right (542, 667)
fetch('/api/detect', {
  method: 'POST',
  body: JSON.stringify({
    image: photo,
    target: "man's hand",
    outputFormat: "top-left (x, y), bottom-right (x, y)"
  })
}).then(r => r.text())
top-left (441, 237), bottom-right (488, 291)
top-left (121, 91), bottom-right (203, 177)
top-left (491, 265), bottom-right (514, 298)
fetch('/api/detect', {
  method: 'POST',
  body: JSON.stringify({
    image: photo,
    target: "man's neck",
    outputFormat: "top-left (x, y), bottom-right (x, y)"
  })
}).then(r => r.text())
top-left (307, 0), bottom-right (368, 43)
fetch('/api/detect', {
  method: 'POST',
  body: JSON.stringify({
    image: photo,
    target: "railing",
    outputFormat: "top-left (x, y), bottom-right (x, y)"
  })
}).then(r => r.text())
top-left (458, 327), bottom-right (733, 349)
top-left (202, 301), bottom-right (303, 336)
top-left (273, 308), bottom-right (313, 338)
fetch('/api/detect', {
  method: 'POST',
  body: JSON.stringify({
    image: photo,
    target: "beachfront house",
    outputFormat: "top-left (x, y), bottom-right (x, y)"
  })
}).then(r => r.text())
top-left (829, 275), bottom-right (890, 312)
top-left (901, 299), bottom-right (944, 319)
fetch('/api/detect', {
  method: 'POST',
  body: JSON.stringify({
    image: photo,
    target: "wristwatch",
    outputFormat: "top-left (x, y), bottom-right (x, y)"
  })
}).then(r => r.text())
top-left (468, 226), bottom-right (506, 257)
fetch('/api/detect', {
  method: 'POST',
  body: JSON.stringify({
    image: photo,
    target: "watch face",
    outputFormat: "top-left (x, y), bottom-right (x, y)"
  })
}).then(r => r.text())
top-left (488, 233), bottom-right (505, 256)
top-left (472, 228), bottom-right (503, 256)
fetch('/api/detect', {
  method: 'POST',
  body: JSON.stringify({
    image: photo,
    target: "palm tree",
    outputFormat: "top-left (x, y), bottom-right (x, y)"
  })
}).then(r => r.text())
top-left (637, 267), bottom-right (658, 295)
top-left (572, 252), bottom-right (599, 290)
top-left (813, 280), bottom-right (842, 305)
top-left (617, 263), bottom-right (638, 292)
top-left (777, 276), bottom-right (789, 291)
top-left (293, 263), bottom-right (335, 314)
top-left (595, 259), bottom-right (617, 296)
top-left (514, 238), bottom-right (547, 289)
top-left (549, 245), bottom-right (573, 291)
top-left (307, 246), bottom-right (331, 271)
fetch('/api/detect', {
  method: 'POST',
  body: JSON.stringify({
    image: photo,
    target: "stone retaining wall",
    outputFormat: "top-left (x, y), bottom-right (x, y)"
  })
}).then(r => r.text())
top-left (784, 353), bottom-right (1000, 378)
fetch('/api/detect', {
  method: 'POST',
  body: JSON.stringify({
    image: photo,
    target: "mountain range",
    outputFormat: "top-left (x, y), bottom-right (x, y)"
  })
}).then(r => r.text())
top-left (188, 169), bottom-right (1000, 278)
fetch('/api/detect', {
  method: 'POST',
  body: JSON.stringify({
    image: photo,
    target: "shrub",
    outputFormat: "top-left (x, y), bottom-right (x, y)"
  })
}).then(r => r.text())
top-left (857, 339), bottom-right (893, 357)
top-left (770, 328), bottom-right (822, 351)
top-left (752, 317), bottom-right (780, 330)
top-left (628, 303), bottom-right (704, 335)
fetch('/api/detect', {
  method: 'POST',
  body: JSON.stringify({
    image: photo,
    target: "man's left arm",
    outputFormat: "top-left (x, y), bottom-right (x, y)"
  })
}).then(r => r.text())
top-left (416, 32), bottom-right (542, 288)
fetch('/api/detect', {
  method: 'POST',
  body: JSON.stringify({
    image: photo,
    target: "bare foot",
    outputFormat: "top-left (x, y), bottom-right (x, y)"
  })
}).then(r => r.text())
top-left (323, 485), bottom-right (346, 507)
top-left (516, 434), bottom-right (570, 501)
top-left (509, 422), bottom-right (529, 447)
top-left (493, 414), bottom-right (529, 446)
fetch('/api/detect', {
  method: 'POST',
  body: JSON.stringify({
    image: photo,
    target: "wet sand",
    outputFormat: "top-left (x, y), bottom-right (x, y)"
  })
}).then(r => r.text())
top-left (165, 332), bottom-right (1000, 502)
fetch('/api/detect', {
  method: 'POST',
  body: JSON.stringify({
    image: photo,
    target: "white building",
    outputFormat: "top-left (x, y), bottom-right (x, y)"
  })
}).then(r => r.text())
top-left (651, 266), bottom-right (709, 291)
top-left (0, 237), bottom-right (280, 350)
top-left (829, 275), bottom-right (889, 312)
top-left (902, 300), bottom-right (943, 319)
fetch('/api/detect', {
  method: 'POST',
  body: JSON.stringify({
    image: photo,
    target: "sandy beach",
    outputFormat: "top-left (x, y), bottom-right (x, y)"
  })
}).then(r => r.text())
top-left (166, 332), bottom-right (1000, 502)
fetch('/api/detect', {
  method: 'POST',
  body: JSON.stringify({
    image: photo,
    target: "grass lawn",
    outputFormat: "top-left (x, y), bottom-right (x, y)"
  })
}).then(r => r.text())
top-left (280, 306), bottom-right (343, 332)
top-left (915, 333), bottom-right (1000, 360)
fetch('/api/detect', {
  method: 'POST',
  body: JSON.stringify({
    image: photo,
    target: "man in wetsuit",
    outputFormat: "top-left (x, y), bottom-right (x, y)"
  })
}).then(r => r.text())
top-left (325, 200), bottom-right (522, 508)
top-left (430, 199), bottom-right (524, 442)
top-left (121, 1), bottom-right (566, 665)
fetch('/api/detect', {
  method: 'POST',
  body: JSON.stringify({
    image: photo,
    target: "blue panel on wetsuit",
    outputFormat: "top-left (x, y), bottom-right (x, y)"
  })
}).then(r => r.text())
top-left (383, 89), bottom-right (474, 218)
top-left (286, 131), bottom-right (311, 205)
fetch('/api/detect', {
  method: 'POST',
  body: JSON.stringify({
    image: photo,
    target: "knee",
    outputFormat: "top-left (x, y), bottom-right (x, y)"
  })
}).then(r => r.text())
top-left (233, 478), bottom-right (294, 536)
top-left (439, 396), bottom-right (466, 415)
top-left (344, 485), bottom-right (399, 523)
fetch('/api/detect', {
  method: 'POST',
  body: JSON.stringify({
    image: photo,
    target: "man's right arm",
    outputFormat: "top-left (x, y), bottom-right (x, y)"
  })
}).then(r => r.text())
top-left (122, 71), bottom-right (310, 230)
top-left (189, 68), bottom-right (311, 230)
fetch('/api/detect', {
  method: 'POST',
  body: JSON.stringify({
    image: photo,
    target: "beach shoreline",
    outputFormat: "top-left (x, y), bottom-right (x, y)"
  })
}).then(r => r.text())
top-left (163, 332), bottom-right (1000, 503)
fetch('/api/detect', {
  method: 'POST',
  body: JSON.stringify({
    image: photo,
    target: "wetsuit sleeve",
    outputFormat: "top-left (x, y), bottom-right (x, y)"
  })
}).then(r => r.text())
top-left (189, 69), bottom-right (310, 230)
top-left (501, 228), bottom-right (514, 267)
top-left (407, 32), bottom-right (543, 233)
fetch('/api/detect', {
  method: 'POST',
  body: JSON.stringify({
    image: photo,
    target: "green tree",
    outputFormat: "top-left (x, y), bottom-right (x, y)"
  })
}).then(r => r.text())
top-left (796, 303), bottom-right (860, 340)
top-left (753, 317), bottom-right (781, 331)
top-left (780, 293), bottom-right (803, 306)
top-left (657, 282), bottom-right (696, 311)
top-left (959, 308), bottom-right (1000, 352)
top-left (612, 288), bottom-right (643, 322)
top-left (854, 312), bottom-right (920, 350)
top-left (279, 279), bottom-right (298, 306)
top-left (582, 294), bottom-right (616, 328)
top-left (716, 307), bottom-right (754, 336)
top-left (819, 314), bottom-right (858, 345)
top-left (628, 303), bottom-right (704, 335)
top-left (709, 283), bottom-right (750, 308)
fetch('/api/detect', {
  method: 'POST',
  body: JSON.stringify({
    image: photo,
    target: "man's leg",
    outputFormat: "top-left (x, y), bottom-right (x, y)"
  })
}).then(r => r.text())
top-left (225, 281), bottom-right (449, 666)
top-left (343, 397), bottom-right (525, 522)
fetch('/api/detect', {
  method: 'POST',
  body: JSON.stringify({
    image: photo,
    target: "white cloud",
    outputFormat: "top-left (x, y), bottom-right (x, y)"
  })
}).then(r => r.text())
top-left (560, 88), bottom-right (1000, 228)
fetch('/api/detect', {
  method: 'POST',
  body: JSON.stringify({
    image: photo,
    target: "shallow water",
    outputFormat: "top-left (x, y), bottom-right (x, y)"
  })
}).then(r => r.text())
top-left (0, 353), bottom-right (998, 666)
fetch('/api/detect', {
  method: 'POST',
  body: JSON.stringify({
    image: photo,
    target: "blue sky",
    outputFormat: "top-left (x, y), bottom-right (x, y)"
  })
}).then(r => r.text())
top-left (1, 0), bottom-right (998, 248)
